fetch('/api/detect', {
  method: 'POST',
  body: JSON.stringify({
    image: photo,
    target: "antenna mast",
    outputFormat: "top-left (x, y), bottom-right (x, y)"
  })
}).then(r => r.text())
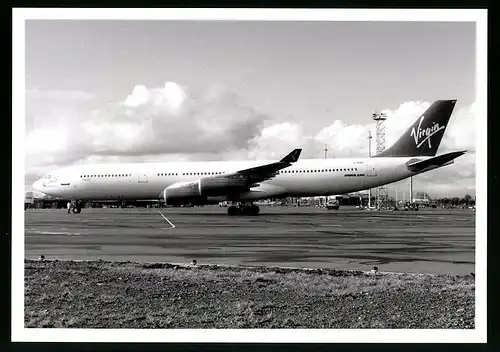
top-left (372, 111), bottom-right (389, 210)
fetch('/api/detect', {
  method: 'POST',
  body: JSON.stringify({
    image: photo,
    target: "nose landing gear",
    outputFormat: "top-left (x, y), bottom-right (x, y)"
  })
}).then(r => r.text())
top-left (71, 200), bottom-right (82, 213)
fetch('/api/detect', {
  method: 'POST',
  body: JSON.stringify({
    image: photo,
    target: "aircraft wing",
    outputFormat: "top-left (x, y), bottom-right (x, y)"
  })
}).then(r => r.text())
top-left (219, 148), bottom-right (302, 184)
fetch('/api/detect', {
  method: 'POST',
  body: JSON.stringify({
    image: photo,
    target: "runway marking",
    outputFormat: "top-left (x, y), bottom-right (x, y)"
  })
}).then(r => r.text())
top-left (39, 231), bottom-right (80, 236)
top-left (158, 211), bottom-right (176, 228)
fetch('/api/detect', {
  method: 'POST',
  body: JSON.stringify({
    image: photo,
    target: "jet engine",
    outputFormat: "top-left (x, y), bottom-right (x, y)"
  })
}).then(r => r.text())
top-left (162, 177), bottom-right (248, 205)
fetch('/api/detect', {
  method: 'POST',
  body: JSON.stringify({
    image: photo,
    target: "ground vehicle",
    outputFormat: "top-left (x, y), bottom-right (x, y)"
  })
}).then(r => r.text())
top-left (325, 199), bottom-right (339, 210)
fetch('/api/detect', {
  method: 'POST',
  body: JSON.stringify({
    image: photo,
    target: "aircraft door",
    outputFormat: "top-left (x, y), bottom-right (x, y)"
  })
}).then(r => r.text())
top-left (365, 164), bottom-right (377, 177)
top-left (138, 173), bottom-right (149, 183)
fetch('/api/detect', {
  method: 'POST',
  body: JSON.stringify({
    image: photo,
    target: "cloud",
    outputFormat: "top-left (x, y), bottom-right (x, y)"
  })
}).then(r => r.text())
top-left (24, 84), bottom-right (476, 196)
top-left (26, 82), bottom-right (267, 156)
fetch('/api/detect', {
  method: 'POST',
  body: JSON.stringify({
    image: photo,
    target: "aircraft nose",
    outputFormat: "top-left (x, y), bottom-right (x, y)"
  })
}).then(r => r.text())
top-left (32, 179), bottom-right (43, 191)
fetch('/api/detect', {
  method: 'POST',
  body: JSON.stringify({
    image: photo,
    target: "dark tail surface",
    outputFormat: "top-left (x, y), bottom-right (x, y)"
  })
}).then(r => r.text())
top-left (375, 100), bottom-right (457, 157)
top-left (280, 148), bottom-right (302, 163)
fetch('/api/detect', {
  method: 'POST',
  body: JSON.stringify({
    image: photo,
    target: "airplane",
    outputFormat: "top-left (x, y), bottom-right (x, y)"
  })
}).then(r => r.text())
top-left (32, 99), bottom-right (466, 216)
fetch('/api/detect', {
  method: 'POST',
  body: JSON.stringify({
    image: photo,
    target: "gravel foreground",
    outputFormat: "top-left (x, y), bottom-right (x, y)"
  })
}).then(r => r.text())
top-left (24, 259), bottom-right (475, 329)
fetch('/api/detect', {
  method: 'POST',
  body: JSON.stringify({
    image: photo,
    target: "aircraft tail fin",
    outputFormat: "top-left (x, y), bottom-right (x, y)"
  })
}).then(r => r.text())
top-left (280, 148), bottom-right (302, 163)
top-left (375, 100), bottom-right (457, 158)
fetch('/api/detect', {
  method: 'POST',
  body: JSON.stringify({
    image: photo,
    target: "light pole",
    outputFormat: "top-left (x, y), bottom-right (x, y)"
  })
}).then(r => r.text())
top-left (368, 131), bottom-right (372, 208)
top-left (324, 144), bottom-right (328, 206)
top-left (410, 176), bottom-right (413, 204)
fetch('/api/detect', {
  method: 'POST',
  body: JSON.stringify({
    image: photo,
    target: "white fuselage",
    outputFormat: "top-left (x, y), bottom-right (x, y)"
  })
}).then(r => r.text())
top-left (32, 156), bottom-right (436, 202)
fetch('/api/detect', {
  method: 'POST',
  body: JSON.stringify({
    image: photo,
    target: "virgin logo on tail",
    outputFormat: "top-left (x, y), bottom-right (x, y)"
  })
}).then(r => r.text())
top-left (410, 115), bottom-right (446, 149)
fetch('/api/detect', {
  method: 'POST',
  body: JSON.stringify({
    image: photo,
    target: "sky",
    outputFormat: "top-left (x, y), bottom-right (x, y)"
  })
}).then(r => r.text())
top-left (24, 20), bottom-right (477, 198)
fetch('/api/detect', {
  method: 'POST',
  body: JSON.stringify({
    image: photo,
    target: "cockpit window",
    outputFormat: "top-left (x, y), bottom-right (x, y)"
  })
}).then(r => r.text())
top-left (43, 174), bottom-right (58, 181)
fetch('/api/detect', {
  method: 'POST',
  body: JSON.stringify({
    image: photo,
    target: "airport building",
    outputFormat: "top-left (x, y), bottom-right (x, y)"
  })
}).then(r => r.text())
top-left (412, 192), bottom-right (431, 206)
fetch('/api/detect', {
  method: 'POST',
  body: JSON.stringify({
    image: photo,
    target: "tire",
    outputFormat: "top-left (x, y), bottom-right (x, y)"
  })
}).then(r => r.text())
top-left (240, 206), bottom-right (251, 215)
top-left (227, 205), bottom-right (239, 216)
top-left (250, 205), bottom-right (260, 215)
top-left (72, 207), bottom-right (81, 214)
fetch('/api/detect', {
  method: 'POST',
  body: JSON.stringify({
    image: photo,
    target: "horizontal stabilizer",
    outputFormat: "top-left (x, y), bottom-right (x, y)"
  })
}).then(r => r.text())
top-left (406, 151), bottom-right (467, 173)
top-left (280, 148), bottom-right (302, 164)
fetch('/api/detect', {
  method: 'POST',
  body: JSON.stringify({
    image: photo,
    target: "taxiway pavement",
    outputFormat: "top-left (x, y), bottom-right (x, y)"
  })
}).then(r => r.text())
top-left (24, 206), bottom-right (475, 274)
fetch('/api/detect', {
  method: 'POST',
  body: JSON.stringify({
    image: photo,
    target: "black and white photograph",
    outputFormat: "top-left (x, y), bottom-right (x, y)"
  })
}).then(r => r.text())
top-left (12, 8), bottom-right (487, 343)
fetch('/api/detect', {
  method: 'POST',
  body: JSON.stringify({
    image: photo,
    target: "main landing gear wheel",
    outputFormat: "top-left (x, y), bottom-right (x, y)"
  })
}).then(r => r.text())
top-left (250, 204), bottom-right (260, 215)
top-left (227, 204), bottom-right (260, 216)
top-left (228, 205), bottom-right (239, 216)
